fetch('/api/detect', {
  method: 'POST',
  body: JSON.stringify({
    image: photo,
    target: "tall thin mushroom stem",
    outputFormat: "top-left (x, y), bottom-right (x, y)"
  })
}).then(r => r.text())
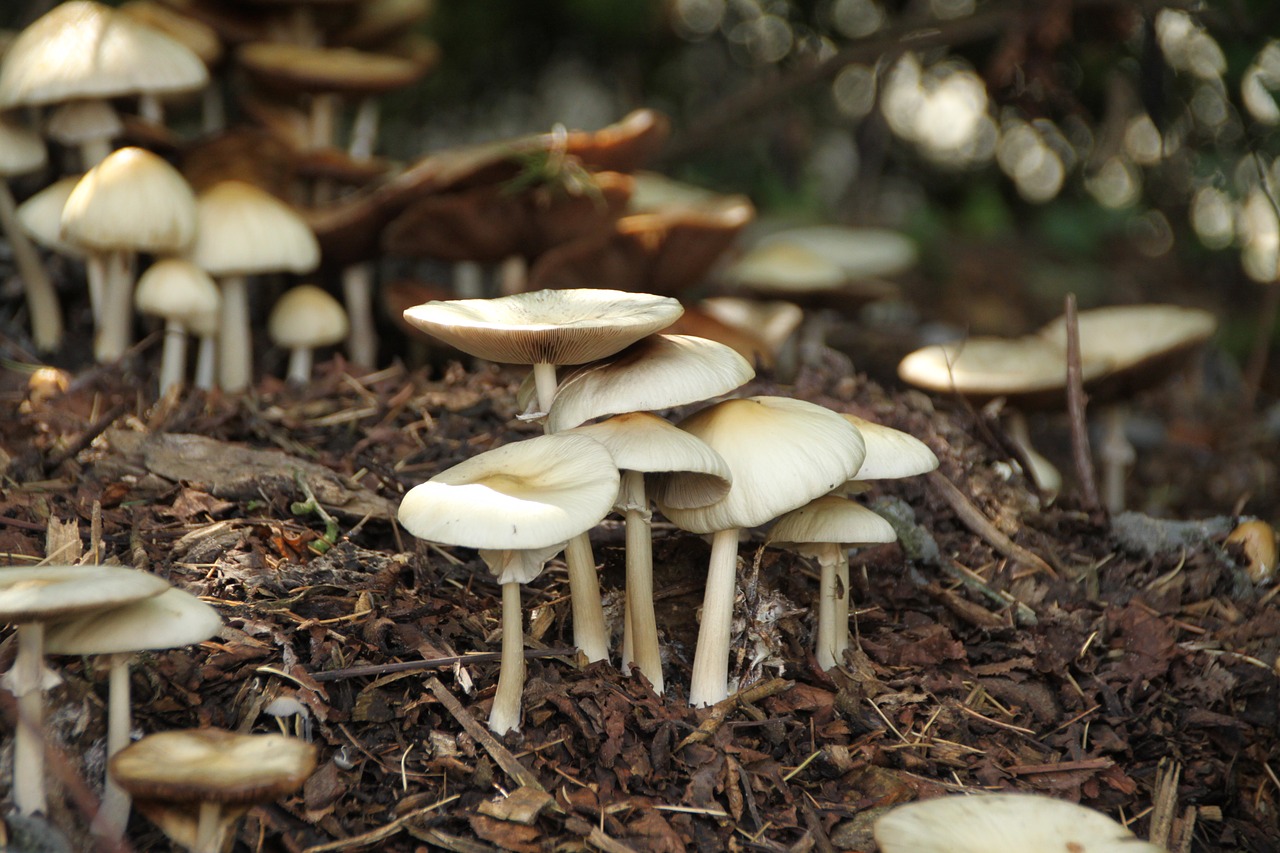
top-left (689, 528), bottom-right (740, 707)
top-left (92, 652), bottom-right (135, 838)
top-left (817, 547), bottom-right (847, 672)
top-left (490, 581), bottom-right (526, 736)
top-left (218, 276), bottom-right (251, 392)
top-left (0, 181), bottom-right (63, 351)
top-left (619, 470), bottom-right (662, 691)
top-left (158, 318), bottom-right (189, 396)
top-left (194, 800), bottom-right (226, 853)
top-left (12, 622), bottom-right (47, 815)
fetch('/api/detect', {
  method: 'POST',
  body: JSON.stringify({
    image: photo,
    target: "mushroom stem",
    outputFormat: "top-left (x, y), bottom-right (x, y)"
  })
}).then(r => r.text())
top-left (159, 318), bottom-right (189, 396)
top-left (348, 97), bottom-right (380, 160)
top-left (1100, 405), bottom-right (1135, 514)
top-left (814, 546), bottom-right (846, 672)
top-left (194, 800), bottom-right (226, 853)
top-left (0, 180), bottom-right (63, 351)
top-left (342, 262), bottom-right (377, 369)
top-left (564, 532), bottom-right (609, 664)
top-left (453, 261), bottom-right (484, 299)
top-left (531, 362), bottom-right (558, 416)
top-left (92, 652), bottom-right (134, 839)
top-left (689, 527), bottom-right (740, 707)
top-left (499, 255), bottom-right (526, 295)
top-left (137, 93), bottom-right (164, 126)
top-left (490, 581), bottom-right (525, 735)
top-left (286, 346), bottom-right (314, 385)
top-left (12, 621), bottom-right (47, 815)
top-left (218, 275), bottom-right (252, 392)
top-left (620, 470), bottom-right (662, 692)
top-left (194, 334), bottom-right (216, 390)
top-left (95, 250), bottom-right (136, 362)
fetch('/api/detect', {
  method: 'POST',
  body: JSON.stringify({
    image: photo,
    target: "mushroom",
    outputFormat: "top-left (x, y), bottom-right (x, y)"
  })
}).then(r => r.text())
top-left (873, 792), bottom-right (1165, 852)
top-left (397, 434), bottom-right (620, 733)
top-left (567, 412), bottom-right (731, 693)
top-left (0, 565), bottom-right (169, 815)
top-left (652, 397), bottom-right (866, 705)
top-left (267, 284), bottom-right (349, 385)
top-left (60, 146), bottom-right (198, 363)
top-left (1225, 519), bottom-right (1278, 584)
top-left (184, 180), bottom-right (320, 392)
top-left (402, 289), bottom-right (683, 663)
top-left (44, 587), bottom-right (222, 838)
top-left (134, 258), bottom-right (221, 396)
top-left (109, 728), bottom-right (316, 853)
top-left (0, 118), bottom-right (63, 352)
top-left (766, 495), bottom-right (897, 671)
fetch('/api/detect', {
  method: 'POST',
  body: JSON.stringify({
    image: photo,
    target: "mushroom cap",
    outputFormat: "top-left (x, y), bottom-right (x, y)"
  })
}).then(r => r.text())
top-left (723, 242), bottom-right (847, 292)
top-left (755, 226), bottom-right (918, 279)
top-left (134, 257), bottom-right (221, 322)
top-left (1038, 304), bottom-right (1217, 401)
top-left (338, 0), bottom-right (436, 49)
top-left (17, 176), bottom-right (84, 257)
top-left (545, 333), bottom-right (755, 432)
top-left (110, 729), bottom-right (316, 805)
top-left (653, 397), bottom-right (866, 530)
top-left (843, 414), bottom-right (939, 480)
top-left (567, 412), bottom-right (731, 507)
top-left (0, 117), bottom-right (47, 177)
top-left (398, 433), bottom-right (620, 553)
top-left (402, 289), bottom-right (683, 366)
top-left (267, 284), bottom-right (349, 349)
top-left (0, 0), bottom-right (209, 109)
top-left (767, 494), bottom-right (897, 548)
top-left (873, 793), bottom-right (1165, 853)
top-left (0, 565), bottom-right (169, 623)
top-left (118, 1), bottom-right (223, 68)
top-left (186, 180), bottom-right (320, 276)
top-left (44, 100), bottom-right (124, 147)
top-left (44, 586), bottom-right (221, 656)
top-left (61, 147), bottom-right (198, 254)
top-left (896, 335), bottom-right (1109, 410)
top-left (627, 171), bottom-right (736, 214)
top-left (699, 297), bottom-right (804, 354)
top-left (238, 42), bottom-right (433, 96)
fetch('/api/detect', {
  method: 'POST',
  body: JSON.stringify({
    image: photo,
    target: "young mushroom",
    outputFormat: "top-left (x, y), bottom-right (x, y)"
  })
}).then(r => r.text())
top-left (134, 258), bottom-right (221, 396)
top-left (402, 289), bottom-right (683, 664)
top-left (267, 284), bottom-right (350, 385)
top-left (109, 728), bottom-right (316, 853)
top-left (0, 565), bottom-right (170, 816)
top-left (874, 792), bottom-right (1165, 852)
top-left (397, 433), bottom-right (620, 733)
top-left (652, 397), bottom-right (865, 706)
top-left (44, 587), bottom-right (223, 838)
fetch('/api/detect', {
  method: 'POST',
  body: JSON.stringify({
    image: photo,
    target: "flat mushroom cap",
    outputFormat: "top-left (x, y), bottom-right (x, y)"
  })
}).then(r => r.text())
top-left (843, 415), bottom-right (939, 480)
top-left (238, 42), bottom-right (434, 96)
top-left (186, 180), bottom-right (320, 276)
top-left (0, 118), bottom-right (47, 176)
top-left (723, 242), bottom-right (847, 292)
top-left (546, 333), bottom-right (755, 432)
top-left (699, 297), bottom-right (804, 355)
top-left (62, 147), bottom-right (198, 253)
top-left (402, 289), bottom-right (683, 366)
top-left (398, 433), bottom-right (620, 552)
top-left (0, 1), bottom-right (209, 109)
top-left (653, 397), bottom-right (866, 530)
top-left (767, 494), bottom-right (897, 547)
top-left (567, 412), bottom-right (731, 507)
top-left (0, 565), bottom-right (169, 622)
top-left (268, 284), bottom-right (349, 348)
top-left (873, 793), bottom-right (1166, 853)
top-left (134, 258), bottom-right (221, 320)
top-left (110, 729), bottom-right (316, 804)
top-left (45, 587), bottom-right (222, 655)
top-left (897, 335), bottom-right (1109, 409)
top-left (756, 226), bottom-right (918, 279)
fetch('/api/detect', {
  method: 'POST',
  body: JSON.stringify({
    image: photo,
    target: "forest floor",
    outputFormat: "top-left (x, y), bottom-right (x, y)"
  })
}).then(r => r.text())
top-left (0, 342), bottom-right (1278, 852)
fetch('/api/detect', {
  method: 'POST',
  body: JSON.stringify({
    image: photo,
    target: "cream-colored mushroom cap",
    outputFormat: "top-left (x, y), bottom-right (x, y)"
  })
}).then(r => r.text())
top-left (699, 297), bottom-right (804, 355)
top-left (61, 147), bottom-right (197, 253)
top-left (45, 100), bottom-right (123, 148)
top-left (843, 414), bottom-right (939, 480)
top-left (110, 729), bottom-right (316, 804)
top-left (0, 565), bottom-right (169, 622)
top-left (628, 171), bottom-right (737, 214)
top-left (0, 1), bottom-right (208, 108)
top-left (874, 793), bottom-right (1166, 853)
top-left (45, 587), bottom-right (221, 655)
top-left (897, 336), bottom-right (1108, 407)
top-left (568, 412), bottom-right (731, 507)
top-left (1038, 304), bottom-right (1217, 373)
top-left (268, 285), bottom-right (349, 348)
top-left (398, 434), bottom-right (619, 553)
top-left (186, 180), bottom-right (320, 277)
top-left (134, 258), bottom-right (220, 321)
top-left (723, 242), bottom-right (846, 292)
top-left (767, 494), bottom-right (897, 547)
top-left (0, 118), bottom-right (46, 176)
top-left (546, 333), bottom-right (754, 432)
top-left (402, 289), bottom-right (683, 366)
top-left (756, 226), bottom-right (918, 279)
top-left (653, 397), bottom-right (866, 529)
top-left (17, 177), bottom-right (84, 257)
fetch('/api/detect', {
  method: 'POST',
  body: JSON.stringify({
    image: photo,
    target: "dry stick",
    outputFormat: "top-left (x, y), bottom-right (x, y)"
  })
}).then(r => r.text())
top-left (310, 647), bottom-right (576, 683)
top-left (1064, 294), bottom-right (1103, 516)
top-left (676, 677), bottom-right (794, 751)
top-left (43, 401), bottom-right (131, 473)
top-left (926, 471), bottom-right (1057, 578)
top-left (423, 677), bottom-right (545, 793)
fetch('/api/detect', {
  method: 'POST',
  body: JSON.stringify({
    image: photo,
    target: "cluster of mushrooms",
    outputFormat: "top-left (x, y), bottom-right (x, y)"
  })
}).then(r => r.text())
top-left (392, 287), bottom-right (939, 734)
top-left (0, 564), bottom-right (315, 852)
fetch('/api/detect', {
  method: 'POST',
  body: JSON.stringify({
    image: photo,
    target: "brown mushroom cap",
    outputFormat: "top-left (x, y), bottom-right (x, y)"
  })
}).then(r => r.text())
top-left (110, 729), bottom-right (316, 804)
top-left (238, 42), bottom-right (434, 96)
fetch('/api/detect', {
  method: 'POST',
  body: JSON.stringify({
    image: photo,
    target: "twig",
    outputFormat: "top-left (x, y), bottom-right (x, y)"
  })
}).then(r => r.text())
top-left (310, 647), bottom-right (577, 682)
top-left (424, 677), bottom-right (545, 792)
top-left (676, 677), bottom-right (793, 751)
top-left (301, 795), bottom-right (459, 852)
top-left (1064, 294), bottom-right (1102, 516)
top-left (927, 471), bottom-right (1057, 578)
top-left (43, 401), bottom-right (130, 473)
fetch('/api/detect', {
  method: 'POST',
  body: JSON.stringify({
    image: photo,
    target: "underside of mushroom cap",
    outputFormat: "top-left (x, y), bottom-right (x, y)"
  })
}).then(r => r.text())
top-left (44, 586), bottom-right (222, 655)
top-left (402, 289), bottom-right (684, 365)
